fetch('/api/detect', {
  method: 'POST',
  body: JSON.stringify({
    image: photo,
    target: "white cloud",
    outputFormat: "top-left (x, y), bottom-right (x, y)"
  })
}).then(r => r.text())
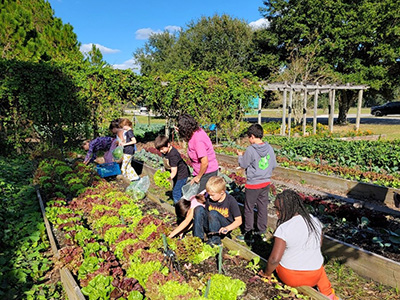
top-left (165, 25), bottom-right (181, 33)
top-left (135, 25), bottom-right (181, 40)
top-left (80, 43), bottom-right (120, 54)
top-left (249, 18), bottom-right (270, 30)
top-left (112, 58), bottom-right (140, 72)
top-left (135, 28), bottom-right (162, 40)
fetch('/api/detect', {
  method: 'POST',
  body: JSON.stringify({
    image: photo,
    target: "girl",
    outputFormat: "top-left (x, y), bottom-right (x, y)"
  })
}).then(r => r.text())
top-left (168, 193), bottom-right (206, 239)
top-left (119, 118), bottom-right (139, 181)
top-left (260, 190), bottom-right (341, 300)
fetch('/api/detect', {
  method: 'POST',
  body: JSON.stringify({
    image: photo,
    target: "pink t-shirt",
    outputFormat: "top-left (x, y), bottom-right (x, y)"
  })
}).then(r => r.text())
top-left (187, 128), bottom-right (219, 176)
top-left (190, 197), bottom-right (205, 209)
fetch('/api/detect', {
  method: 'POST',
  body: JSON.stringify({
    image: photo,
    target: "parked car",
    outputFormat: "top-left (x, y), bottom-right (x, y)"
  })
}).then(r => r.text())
top-left (371, 101), bottom-right (400, 116)
top-left (139, 106), bottom-right (148, 113)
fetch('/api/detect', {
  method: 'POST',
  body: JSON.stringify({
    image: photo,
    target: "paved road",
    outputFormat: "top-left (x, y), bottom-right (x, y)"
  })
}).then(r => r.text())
top-left (246, 114), bottom-right (400, 125)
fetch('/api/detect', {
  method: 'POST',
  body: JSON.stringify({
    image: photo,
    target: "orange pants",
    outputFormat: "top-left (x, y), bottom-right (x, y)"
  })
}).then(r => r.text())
top-left (276, 264), bottom-right (334, 296)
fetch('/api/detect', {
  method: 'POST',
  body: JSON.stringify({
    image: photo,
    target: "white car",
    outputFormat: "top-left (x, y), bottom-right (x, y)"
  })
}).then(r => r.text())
top-left (139, 106), bottom-right (148, 113)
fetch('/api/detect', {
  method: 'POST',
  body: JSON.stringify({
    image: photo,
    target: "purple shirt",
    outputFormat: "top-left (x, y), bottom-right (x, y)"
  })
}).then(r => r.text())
top-left (85, 136), bottom-right (113, 163)
top-left (187, 128), bottom-right (219, 176)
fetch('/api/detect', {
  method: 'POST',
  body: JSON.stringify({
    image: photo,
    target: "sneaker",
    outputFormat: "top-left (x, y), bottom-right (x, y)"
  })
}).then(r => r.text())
top-left (253, 231), bottom-right (268, 242)
top-left (236, 231), bottom-right (254, 243)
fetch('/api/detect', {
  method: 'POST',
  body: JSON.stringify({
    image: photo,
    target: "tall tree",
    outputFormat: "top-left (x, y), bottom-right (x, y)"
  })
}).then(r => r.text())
top-left (134, 14), bottom-right (255, 75)
top-left (0, 0), bottom-right (82, 62)
top-left (261, 0), bottom-right (400, 123)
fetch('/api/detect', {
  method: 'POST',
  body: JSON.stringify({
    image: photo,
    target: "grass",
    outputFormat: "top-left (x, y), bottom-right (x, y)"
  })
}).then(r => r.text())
top-left (324, 259), bottom-right (399, 300)
top-left (124, 109), bottom-right (400, 140)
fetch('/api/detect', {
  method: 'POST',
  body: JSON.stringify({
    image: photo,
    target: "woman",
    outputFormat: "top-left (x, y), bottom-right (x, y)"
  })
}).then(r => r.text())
top-left (177, 114), bottom-right (219, 193)
top-left (260, 190), bottom-right (341, 300)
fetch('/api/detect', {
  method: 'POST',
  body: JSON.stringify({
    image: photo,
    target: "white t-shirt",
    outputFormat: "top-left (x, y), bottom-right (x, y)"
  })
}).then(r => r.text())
top-left (274, 214), bottom-right (324, 271)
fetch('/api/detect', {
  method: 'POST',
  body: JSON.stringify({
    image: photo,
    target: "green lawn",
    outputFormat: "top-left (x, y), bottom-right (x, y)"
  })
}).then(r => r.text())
top-left (125, 109), bottom-right (400, 140)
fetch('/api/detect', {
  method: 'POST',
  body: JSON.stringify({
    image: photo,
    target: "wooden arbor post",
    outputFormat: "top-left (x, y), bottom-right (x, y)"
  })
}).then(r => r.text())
top-left (313, 83), bottom-right (319, 135)
top-left (302, 87), bottom-right (308, 136)
top-left (281, 85), bottom-right (288, 135)
top-left (328, 89), bottom-right (336, 133)
top-left (287, 88), bottom-right (294, 138)
top-left (355, 89), bottom-right (364, 130)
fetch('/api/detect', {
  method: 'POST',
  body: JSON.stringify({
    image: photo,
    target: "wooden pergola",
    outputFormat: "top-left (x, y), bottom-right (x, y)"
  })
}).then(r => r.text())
top-left (258, 82), bottom-right (369, 136)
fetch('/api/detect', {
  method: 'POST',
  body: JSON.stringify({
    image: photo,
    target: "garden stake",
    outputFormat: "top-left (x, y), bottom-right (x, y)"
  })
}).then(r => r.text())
top-left (161, 234), bottom-right (181, 277)
top-left (204, 279), bottom-right (211, 298)
top-left (218, 245), bottom-right (223, 274)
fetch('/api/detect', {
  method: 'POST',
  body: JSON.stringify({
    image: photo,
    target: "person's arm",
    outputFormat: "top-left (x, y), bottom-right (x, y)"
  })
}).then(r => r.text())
top-left (83, 141), bottom-right (95, 165)
top-left (237, 148), bottom-right (252, 169)
top-left (122, 137), bottom-right (137, 146)
top-left (170, 166), bottom-right (178, 180)
top-left (219, 215), bottom-right (242, 234)
top-left (261, 237), bottom-right (286, 278)
top-left (191, 156), bottom-right (208, 184)
top-left (168, 208), bottom-right (194, 238)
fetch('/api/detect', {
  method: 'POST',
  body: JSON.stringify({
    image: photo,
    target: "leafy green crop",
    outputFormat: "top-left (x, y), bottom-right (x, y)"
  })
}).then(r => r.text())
top-left (154, 170), bottom-right (171, 188)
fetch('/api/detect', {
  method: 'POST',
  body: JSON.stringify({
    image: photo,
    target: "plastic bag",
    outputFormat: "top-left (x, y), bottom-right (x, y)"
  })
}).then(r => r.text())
top-left (181, 182), bottom-right (200, 200)
top-left (112, 146), bottom-right (124, 160)
top-left (126, 176), bottom-right (150, 201)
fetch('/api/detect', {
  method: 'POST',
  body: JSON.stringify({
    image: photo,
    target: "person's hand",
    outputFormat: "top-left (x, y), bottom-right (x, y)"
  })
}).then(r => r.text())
top-left (219, 227), bottom-right (228, 234)
top-left (258, 270), bottom-right (271, 281)
top-left (236, 149), bottom-right (244, 156)
top-left (191, 175), bottom-right (201, 184)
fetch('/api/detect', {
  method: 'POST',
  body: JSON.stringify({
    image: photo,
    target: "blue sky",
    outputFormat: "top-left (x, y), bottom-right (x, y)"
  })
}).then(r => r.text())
top-left (47, 0), bottom-right (268, 71)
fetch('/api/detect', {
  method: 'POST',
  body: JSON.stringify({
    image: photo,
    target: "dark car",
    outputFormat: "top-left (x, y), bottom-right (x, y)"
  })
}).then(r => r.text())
top-left (371, 101), bottom-right (400, 116)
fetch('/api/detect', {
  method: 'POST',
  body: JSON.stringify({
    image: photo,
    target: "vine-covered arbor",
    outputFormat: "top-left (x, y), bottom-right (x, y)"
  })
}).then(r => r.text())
top-left (258, 82), bottom-right (369, 136)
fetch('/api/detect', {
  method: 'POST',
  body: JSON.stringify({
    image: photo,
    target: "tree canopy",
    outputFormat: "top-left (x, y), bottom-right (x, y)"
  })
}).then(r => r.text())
top-left (260, 0), bottom-right (400, 122)
top-left (134, 14), bottom-right (256, 75)
top-left (0, 0), bottom-right (83, 62)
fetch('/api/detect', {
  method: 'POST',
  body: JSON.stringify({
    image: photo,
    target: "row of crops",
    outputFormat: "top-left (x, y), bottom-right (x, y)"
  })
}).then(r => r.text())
top-left (0, 157), bottom-right (62, 299)
top-left (31, 158), bottom-right (310, 299)
top-left (215, 137), bottom-right (400, 188)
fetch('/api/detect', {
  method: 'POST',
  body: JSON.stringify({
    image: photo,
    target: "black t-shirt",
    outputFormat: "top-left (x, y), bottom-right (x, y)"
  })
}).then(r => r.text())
top-left (123, 129), bottom-right (136, 155)
top-left (206, 193), bottom-right (241, 223)
top-left (165, 147), bottom-right (189, 180)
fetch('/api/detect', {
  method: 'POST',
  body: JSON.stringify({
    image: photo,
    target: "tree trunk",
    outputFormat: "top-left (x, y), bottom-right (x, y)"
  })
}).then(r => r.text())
top-left (337, 90), bottom-right (355, 125)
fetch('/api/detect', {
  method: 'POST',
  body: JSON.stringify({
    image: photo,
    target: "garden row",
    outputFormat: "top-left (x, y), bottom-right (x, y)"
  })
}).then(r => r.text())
top-left (134, 147), bottom-right (400, 288)
top-left (0, 157), bottom-right (63, 299)
top-left (215, 136), bottom-right (400, 189)
top-left (36, 158), bottom-right (312, 299)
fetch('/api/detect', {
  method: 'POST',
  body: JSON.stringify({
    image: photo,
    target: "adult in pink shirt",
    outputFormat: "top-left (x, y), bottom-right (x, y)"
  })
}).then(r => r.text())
top-left (177, 114), bottom-right (219, 193)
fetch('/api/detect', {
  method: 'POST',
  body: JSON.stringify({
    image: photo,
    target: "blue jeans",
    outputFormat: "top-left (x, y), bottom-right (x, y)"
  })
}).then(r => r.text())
top-left (172, 177), bottom-right (187, 203)
top-left (193, 206), bottom-right (230, 245)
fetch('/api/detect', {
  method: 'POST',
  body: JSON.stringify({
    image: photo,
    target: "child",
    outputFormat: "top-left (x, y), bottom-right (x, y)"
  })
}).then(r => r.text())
top-left (168, 193), bottom-right (206, 239)
top-left (259, 190), bottom-right (341, 300)
top-left (236, 123), bottom-right (276, 243)
top-left (82, 137), bottom-right (114, 165)
top-left (193, 176), bottom-right (242, 246)
top-left (118, 118), bottom-right (139, 181)
top-left (154, 135), bottom-right (189, 203)
top-left (108, 119), bottom-right (124, 162)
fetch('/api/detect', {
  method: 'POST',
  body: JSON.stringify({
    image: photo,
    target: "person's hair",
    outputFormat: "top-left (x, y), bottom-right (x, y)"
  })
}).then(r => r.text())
top-left (275, 189), bottom-right (318, 236)
top-left (119, 118), bottom-right (132, 128)
top-left (109, 118), bottom-right (122, 130)
top-left (247, 123), bottom-right (263, 139)
top-left (82, 140), bottom-right (90, 148)
top-left (175, 198), bottom-right (191, 225)
top-left (154, 135), bottom-right (170, 150)
top-left (206, 176), bottom-right (226, 193)
top-left (195, 194), bottom-right (206, 204)
top-left (177, 113), bottom-right (199, 141)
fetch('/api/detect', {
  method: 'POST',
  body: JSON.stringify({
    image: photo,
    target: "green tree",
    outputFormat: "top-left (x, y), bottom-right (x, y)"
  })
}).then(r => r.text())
top-left (261, 0), bottom-right (400, 123)
top-left (142, 70), bottom-right (262, 139)
top-left (0, 0), bottom-right (83, 62)
top-left (134, 14), bottom-right (255, 75)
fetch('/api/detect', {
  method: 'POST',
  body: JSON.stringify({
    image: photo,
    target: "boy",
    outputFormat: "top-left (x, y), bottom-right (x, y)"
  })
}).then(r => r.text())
top-left (237, 123), bottom-right (276, 243)
top-left (82, 136), bottom-right (114, 165)
top-left (193, 176), bottom-right (242, 246)
top-left (154, 135), bottom-right (189, 203)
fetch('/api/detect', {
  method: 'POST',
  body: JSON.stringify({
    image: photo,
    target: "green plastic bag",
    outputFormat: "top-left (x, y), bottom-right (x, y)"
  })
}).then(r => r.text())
top-left (112, 146), bottom-right (123, 160)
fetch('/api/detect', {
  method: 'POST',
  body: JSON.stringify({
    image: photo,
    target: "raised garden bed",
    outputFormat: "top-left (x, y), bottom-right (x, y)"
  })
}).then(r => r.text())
top-left (36, 158), bottom-right (323, 300)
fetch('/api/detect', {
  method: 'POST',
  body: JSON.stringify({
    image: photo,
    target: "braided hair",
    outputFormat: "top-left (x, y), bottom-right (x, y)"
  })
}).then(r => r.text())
top-left (275, 189), bottom-right (318, 237)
